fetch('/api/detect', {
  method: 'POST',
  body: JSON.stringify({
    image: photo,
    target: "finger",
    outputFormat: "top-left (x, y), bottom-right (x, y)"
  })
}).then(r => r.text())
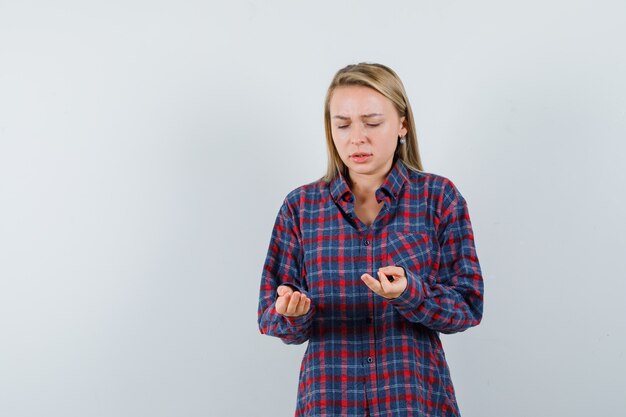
top-left (383, 268), bottom-right (396, 282)
top-left (275, 291), bottom-right (293, 314)
top-left (286, 291), bottom-right (302, 315)
top-left (295, 296), bottom-right (311, 316)
top-left (361, 273), bottom-right (382, 295)
top-left (275, 293), bottom-right (288, 315)
top-left (379, 265), bottom-right (406, 280)
top-left (378, 270), bottom-right (392, 293)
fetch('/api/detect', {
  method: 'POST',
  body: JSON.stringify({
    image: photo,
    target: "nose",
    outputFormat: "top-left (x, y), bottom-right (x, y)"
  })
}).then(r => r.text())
top-left (350, 124), bottom-right (366, 145)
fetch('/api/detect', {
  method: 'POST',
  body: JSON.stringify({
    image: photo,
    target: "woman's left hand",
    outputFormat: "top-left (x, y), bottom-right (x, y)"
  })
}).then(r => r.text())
top-left (361, 266), bottom-right (407, 299)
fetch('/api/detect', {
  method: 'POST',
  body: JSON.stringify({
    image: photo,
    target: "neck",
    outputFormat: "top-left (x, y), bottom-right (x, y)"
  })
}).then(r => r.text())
top-left (347, 159), bottom-right (394, 200)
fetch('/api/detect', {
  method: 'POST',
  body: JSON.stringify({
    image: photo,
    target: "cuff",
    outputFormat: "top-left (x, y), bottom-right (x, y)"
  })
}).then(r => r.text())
top-left (389, 267), bottom-right (425, 312)
top-left (283, 305), bottom-right (315, 327)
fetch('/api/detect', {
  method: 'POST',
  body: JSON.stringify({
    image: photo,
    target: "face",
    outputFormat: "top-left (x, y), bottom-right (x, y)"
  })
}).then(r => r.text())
top-left (329, 85), bottom-right (407, 180)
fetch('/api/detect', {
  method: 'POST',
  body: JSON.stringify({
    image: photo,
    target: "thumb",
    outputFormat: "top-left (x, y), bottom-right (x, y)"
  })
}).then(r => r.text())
top-left (277, 285), bottom-right (294, 297)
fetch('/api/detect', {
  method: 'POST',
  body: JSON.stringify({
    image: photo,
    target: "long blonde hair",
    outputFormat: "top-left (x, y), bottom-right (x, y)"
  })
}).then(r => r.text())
top-left (321, 63), bottom-right (423, 183)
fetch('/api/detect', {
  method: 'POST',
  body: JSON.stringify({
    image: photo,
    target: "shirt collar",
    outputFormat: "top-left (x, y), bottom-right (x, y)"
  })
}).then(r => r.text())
top-left (330, 158), bottom-right (409, 204)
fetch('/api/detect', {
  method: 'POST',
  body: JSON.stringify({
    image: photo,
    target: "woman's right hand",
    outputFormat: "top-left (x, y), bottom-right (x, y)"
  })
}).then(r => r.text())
top-left (275, 285), bottom-right (311, 317)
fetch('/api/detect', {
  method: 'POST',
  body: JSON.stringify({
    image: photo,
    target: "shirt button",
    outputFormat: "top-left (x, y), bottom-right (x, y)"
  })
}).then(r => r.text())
top-left (364, 240), bottom-right (370, 246)
top-left (367, 357), bottom-right (373, 363)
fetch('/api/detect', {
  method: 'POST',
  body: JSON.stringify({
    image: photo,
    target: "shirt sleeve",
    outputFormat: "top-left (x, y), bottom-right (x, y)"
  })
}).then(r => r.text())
top-left (389, 181), bottom-right (484, 334)
top-left (257, 198), bottom-right (315, 345)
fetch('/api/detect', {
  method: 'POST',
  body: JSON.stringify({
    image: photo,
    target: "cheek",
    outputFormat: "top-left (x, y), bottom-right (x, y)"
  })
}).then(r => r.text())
top-left (331, 129), bottom-right (348, 143)
top-left (330, 135), bottom-right (343, 152)
top-left (376, 130), bottom-right (398, 148)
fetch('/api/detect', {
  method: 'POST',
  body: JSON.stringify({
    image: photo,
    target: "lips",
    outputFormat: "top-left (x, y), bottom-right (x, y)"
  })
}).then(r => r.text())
top-left (350, 153), bottom-right (372, 163)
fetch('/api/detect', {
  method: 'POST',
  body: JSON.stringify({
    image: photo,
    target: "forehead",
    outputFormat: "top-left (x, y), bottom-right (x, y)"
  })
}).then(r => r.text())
top-left (329, 85), bottom-right (394, 115)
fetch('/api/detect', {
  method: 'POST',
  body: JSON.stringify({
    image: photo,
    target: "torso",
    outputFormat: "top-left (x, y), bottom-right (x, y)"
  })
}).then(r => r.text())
top-left (258, 160), bottom-right (479, 416)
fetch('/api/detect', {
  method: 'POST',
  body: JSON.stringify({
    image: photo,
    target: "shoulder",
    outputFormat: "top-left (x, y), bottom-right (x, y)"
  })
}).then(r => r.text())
top-left (404, 168), bottom-right (469, 221)
top-left (283, 177), bottom-right (326, 203)
top-left (278, 177), bottom-right (329, 220)
top-left (284, 178), bottom-right (328, 206)
top-left (405, 168), bottom-right (464, 202)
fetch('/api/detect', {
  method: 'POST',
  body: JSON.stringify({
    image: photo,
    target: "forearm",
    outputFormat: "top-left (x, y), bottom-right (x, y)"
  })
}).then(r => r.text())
top-left (390, 268), bottom-right (483, 334)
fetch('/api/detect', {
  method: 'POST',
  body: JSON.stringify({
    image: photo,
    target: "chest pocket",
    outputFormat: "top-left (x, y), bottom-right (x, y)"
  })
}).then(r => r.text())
top-left (385, 232), bottom-right (438, 281)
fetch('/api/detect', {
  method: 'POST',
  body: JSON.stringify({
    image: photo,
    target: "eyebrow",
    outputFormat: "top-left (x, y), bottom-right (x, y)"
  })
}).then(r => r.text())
top-left (332, 113), bottom-right (384, 120)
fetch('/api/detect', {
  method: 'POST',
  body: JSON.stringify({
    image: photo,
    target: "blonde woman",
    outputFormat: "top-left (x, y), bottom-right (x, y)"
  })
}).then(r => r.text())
top-left (258, 63), bottom-right (484, 417)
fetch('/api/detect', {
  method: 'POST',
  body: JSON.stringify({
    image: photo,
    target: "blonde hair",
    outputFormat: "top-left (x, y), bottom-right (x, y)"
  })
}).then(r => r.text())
top-left (321, 62), bottom-right (423, 183)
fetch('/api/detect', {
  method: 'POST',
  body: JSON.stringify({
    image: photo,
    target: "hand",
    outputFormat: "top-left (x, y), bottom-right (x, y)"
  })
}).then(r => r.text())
top-left (275, 285), bottom-right (312, 317)
top-left (361, 266), bottom-right (408, 299)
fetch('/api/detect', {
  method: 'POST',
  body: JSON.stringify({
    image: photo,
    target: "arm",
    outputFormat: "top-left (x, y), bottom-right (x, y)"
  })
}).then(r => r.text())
top-left (389, 181), bottom-right (484, 334)
top-left (257, 200), bottom-right (315, 345)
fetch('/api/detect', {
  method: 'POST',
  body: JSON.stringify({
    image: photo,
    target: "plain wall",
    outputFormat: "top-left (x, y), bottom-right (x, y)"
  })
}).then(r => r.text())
top-left (1, 1), bottom-right (625, 416)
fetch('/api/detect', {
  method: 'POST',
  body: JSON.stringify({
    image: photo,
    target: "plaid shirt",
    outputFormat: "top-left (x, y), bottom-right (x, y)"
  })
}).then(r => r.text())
top-left (258, 158), bottom-right (484, 417)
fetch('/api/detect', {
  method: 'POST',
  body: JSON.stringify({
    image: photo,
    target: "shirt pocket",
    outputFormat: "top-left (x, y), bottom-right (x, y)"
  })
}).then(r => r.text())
top-left (385, 232), bottom-right (437, 282)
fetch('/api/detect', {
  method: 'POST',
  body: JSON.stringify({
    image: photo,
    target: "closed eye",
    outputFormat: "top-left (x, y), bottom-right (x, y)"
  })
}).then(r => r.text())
top-left (336, 122), bottom-right (381, 129)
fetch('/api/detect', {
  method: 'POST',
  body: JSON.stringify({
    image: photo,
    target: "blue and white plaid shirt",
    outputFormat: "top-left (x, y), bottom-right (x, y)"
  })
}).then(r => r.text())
top-left (258, 158), bottom-right (484, 417)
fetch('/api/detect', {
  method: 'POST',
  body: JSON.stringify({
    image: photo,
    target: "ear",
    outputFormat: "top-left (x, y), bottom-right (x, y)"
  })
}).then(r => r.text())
top-left (399, 116), bottom-right (407, 137)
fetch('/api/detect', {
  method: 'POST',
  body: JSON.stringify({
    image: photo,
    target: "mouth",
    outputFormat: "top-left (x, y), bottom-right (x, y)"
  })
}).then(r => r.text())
top-left (350, 153), bottom-right (372, 163)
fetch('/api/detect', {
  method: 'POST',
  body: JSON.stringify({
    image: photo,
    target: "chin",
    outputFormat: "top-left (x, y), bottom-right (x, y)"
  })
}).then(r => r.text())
top-left (349, 163), bottom-right (378, 173)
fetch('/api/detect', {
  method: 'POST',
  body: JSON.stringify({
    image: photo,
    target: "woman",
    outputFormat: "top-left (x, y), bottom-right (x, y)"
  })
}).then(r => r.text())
top-left (258, 63), bottom-right (484, 417)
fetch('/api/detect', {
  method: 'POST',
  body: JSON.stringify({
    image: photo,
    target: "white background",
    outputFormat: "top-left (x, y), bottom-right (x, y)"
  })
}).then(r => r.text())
top-left (1, 1), bottom-right (625, 416)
